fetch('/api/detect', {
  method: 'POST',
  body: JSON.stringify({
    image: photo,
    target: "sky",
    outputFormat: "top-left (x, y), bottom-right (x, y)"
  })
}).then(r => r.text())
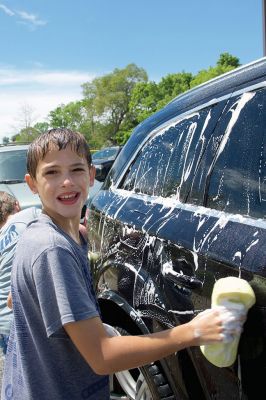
top-left (0, 0), bottom-right (263, 143)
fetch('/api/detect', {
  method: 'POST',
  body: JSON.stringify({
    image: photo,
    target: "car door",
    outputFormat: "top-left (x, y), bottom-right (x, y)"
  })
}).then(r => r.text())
top-left (190, 82), bottom-right (266, 399)
top-left (152, 82), bottom-right (266, 399)
top-left (111, 99), bottom-right (227, 315)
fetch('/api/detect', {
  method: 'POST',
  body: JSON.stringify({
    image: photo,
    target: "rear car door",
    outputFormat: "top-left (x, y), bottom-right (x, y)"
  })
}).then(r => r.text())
top-left (189, 82), bottom-right (266, 399)
top-left (149, 81), bottom-right (266, 398)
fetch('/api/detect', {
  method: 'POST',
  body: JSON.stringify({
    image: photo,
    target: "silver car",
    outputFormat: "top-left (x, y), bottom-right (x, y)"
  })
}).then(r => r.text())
top-left (0, 144), bottom-right (41, 210)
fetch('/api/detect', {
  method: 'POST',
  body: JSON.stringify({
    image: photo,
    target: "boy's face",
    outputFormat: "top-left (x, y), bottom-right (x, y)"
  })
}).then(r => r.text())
top-left (25, 145), bottom-right (95, 225)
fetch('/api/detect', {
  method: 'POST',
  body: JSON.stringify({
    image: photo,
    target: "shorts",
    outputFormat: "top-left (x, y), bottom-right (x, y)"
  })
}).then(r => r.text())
top-left (0, 334), bottom-right (9, 355)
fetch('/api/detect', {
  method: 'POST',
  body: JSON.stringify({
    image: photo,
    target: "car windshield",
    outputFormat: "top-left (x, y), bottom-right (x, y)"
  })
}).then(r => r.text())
top-left (92, 147), bottom-right (119, 160)
top-left (0, 149), bottom-right (28, 182)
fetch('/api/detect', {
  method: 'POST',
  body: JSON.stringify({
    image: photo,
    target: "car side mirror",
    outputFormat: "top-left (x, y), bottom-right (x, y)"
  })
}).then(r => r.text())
top-left (94, 160), bottom-right (114, 182)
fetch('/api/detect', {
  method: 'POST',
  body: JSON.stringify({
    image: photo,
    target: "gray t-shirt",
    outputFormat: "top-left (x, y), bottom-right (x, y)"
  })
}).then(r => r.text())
top-left (1, 214), bottom-right (109, 400)
top-left (0, 207), bottom-right (41, 335)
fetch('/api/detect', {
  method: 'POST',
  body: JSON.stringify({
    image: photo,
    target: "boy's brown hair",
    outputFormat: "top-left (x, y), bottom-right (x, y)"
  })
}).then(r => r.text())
top-left (27, 128), bottom-right (92, 178)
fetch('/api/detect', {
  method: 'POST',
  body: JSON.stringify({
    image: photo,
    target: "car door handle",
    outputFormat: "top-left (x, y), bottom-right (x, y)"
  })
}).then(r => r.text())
top-left (131, 209), bottom-right (148, 215)
top-left (164, 270), bottom-right (203, 289)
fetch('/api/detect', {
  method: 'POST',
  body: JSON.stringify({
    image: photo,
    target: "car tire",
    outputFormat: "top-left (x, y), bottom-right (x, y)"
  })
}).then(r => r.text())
top-left (109, 326), bottom-right (175, 400)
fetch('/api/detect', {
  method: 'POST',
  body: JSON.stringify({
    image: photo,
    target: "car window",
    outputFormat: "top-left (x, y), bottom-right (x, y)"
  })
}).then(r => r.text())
top-left (120, 104), bottom-right (224, 202)
top-left (120, 126), bottom-right (175, 196)
top-left (0, 149), bottom-right (27, 182)
top-left (92, 147), bottom-right (119, 160)
top-left (206, 87), bottom-right (266, 219)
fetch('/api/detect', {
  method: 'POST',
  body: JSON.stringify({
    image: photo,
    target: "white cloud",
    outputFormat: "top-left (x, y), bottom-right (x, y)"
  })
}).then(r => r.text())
top-left (16, 10), bottom-right (47, 27)
top-left (0, 3), bottom-right (47, 29)
top-left (0, 68), bottom-right (94, 86)
top-left (0, 67), bottom-right (96, 143)
top-left (0, 4), bottom-right (14, 16)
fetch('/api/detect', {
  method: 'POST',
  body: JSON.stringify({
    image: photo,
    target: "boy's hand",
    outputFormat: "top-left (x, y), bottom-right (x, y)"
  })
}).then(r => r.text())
top-left (190, 306), bottom-right (245, 346)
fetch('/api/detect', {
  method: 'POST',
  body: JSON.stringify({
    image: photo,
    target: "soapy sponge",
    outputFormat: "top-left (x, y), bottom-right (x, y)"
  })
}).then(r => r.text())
top-left (200, 277), bottom-right (255, 367)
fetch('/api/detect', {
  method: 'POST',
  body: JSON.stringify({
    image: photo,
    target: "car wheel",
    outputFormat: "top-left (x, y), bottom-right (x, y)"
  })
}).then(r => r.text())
top-left (109, 326), bottom-right (175, 400)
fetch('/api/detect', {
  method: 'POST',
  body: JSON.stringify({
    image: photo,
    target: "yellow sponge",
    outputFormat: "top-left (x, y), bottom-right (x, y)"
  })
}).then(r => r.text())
top-left (200, 277), bottom-right (255, 367)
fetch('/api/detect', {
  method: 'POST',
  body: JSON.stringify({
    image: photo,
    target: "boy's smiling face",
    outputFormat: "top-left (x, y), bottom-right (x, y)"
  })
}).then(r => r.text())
top-left (26, 145), bottom-right (94, 227)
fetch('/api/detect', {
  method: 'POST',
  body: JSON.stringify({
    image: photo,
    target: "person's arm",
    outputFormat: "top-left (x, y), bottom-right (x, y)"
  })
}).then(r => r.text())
top-left (79, 223), bottom-right (88, 242)
top-left (7, 292), bottom-right (12, 309)
top-left (64, 307), bottom-right (237, 375)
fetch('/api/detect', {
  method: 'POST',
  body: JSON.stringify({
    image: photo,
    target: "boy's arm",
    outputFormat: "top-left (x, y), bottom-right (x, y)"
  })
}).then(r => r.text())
top-left (64, 307), bottom-right (238, 375)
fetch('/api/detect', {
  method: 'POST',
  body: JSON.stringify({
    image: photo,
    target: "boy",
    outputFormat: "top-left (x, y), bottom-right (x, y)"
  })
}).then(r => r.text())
top-left (1, 128), bottom-right (244, 400)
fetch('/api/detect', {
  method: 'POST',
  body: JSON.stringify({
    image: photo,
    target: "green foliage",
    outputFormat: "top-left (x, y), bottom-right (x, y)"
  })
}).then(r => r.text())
top-left (157, 72), bottom-right (193, 106)
top-left (129, 81), bottom-right (162, 123)
top-left (48, 101), bottom-right (86, 130)
top-left (15, 127), bottom-right (40, 143)
top-left (128, 72), bottom-right (193, 126)
top-left (190, 52), bottom-right (240, 88)
top-left (82, 63), bottom-right (148, 144)
top-left (29, 53), bottom-right (240, 148)
top-left (217, 52), bottom-right (240, 68)
top-left (115, 129), bottom-right (132, 145)
top-left (13, 121), bottom-right (49, 143)
top-left (83, 121), bottom-right (112, 150)
top-left (34, 122), bottom-right (49, 134)
top-left (11, 134), bottom-right (19, 142)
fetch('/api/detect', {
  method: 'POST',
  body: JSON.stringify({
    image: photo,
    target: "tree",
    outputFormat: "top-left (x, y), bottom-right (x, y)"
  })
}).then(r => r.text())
top-left (129, 81), bottom-right (162, 124)
top-left (48, 100), bottom-right (106, 149)
top-left (2, 136), bottom-right (10, 145)
top-left (15, 127), bottom-right (40, 143)
top-left (49, 101), bottom-right (86, 130)
top-left (29, 53), bottom-right (241, 147)
top-left (82, 63), bottom-right (148, 144)
top-left (16, 103), bottom-right (37, 131)
top-left (34, 122), bottom-right (49, 134)
top-left (190, 52), bottom-right (240, 88)
top-left (12, 103), bottom-right (41, 143)
top-left (157, 72), bottom-right (193, 108)
top-left (217, 52), bottom-right (240, 68)
top-left (128, 72), bottom-right (193, 129)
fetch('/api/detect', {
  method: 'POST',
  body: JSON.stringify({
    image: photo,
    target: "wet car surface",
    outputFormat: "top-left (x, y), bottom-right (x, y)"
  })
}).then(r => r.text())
top-left (88, 58), bottom-right (266, 400)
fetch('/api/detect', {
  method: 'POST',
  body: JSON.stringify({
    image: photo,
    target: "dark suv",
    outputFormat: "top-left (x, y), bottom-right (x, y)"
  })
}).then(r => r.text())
top-left (88, 58), bottom-right (266, 400)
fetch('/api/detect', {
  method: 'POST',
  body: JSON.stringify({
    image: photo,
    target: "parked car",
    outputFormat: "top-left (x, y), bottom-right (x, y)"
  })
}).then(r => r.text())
top-left (0, 144), bottom-right (42, 210)
top-left (88, 57), bottom-right (266, 400)
top-left (0, 143), bottom-right (98, 222)
top-left (92, 145), bottom-right (122, 162)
